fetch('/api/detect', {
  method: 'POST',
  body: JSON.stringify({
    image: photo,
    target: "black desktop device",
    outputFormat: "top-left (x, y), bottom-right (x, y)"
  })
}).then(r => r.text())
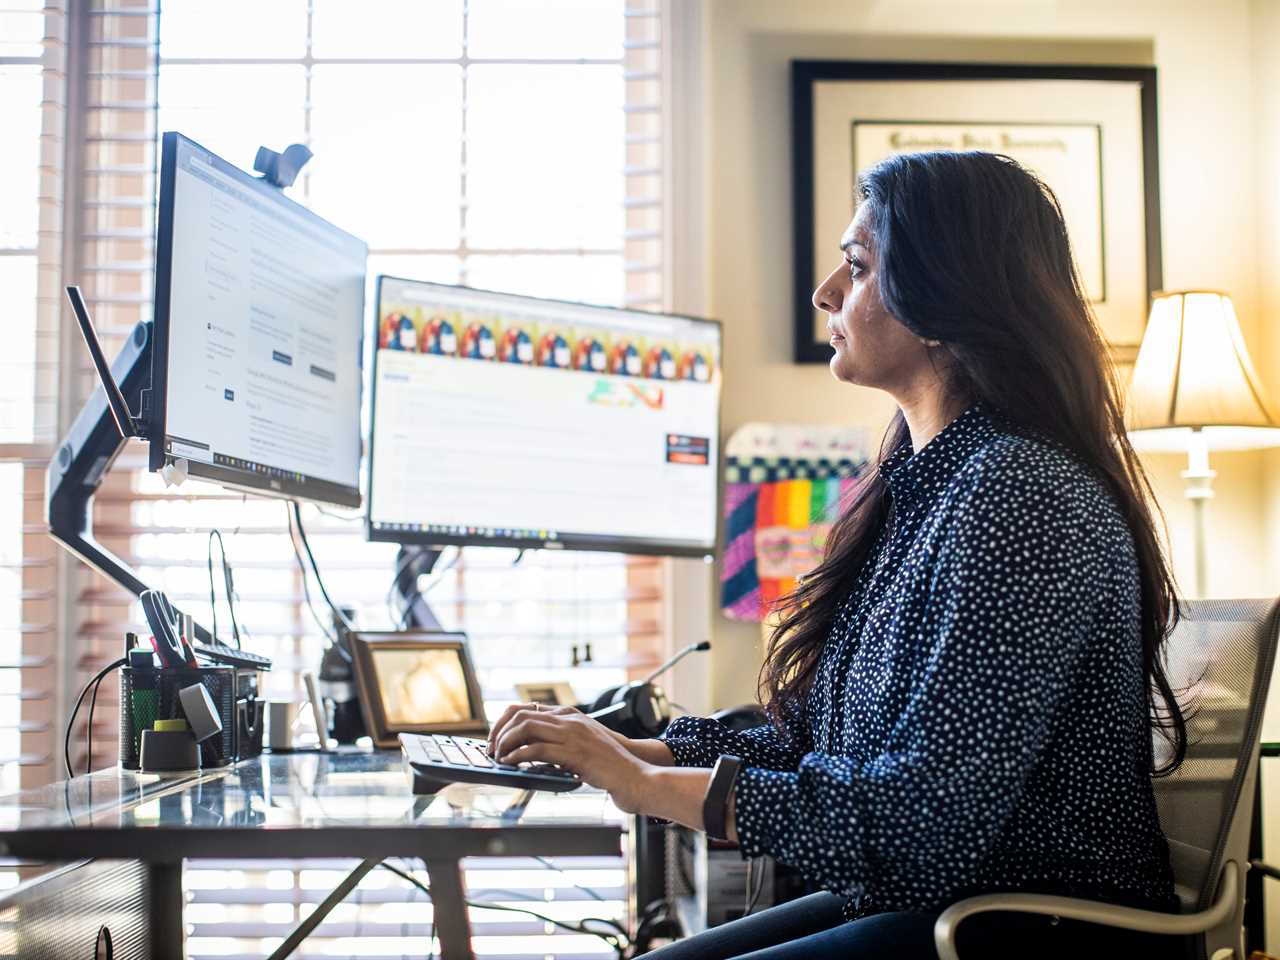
top-left (400, 732), bottom-right (582, 795)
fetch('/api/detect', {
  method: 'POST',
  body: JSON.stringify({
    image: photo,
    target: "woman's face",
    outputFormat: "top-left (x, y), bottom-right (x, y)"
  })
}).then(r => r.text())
top-left (812, 203), bottom-right (930, 391)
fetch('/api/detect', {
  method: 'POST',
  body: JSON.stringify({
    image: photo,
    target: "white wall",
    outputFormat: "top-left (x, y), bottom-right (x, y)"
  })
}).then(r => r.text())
top-left (697, 0), bottom-right (1271, 709)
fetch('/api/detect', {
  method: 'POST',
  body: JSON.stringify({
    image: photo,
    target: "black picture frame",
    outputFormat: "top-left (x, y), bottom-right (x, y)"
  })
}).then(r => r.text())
top-left (791, 61), bottom-right (1162, 364)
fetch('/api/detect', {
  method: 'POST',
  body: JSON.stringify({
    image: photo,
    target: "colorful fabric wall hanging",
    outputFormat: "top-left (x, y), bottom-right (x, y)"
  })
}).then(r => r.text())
top-left (720, 423), bottom-right (869, 622)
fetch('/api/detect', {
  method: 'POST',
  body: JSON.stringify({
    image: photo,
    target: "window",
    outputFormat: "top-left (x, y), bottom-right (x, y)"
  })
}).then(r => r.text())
top-left (32, 1), bottom-right (675, 956)
top-left (2, 0), bottom-right (61, 808)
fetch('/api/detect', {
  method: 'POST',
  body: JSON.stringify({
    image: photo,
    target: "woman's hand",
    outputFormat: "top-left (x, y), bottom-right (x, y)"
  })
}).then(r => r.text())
top-left (490, 705), bottom-right (654, 813)
top-left (487, 702), bottom-right (598, 755)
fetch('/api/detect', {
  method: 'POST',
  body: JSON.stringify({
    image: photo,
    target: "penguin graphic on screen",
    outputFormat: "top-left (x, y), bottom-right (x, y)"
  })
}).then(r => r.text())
top-left (395, 315), bottom-right (418, 351)
top-left (461, 322), bottom-right (496, 360)
top-left (609, 340), bottom-right (642, 377)
top-left (537, 332), bottom-right (571, 368)
top-left (499, 327), bottom-right (534, 364)
top-left (677, 349), bottom-right (712, 383)
top-left (381, 312), bottom-right (405, 349)
top-left (425, 314), bottom-right (458, 356)
top-left (644, 345), bottom-right (676, 380)
top-left (574, 336), bottom-right (608, 372)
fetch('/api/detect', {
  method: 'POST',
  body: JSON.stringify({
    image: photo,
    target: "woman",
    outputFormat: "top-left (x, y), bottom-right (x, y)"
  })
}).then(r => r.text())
top-left (488, 151), bottom-right (1187, 957)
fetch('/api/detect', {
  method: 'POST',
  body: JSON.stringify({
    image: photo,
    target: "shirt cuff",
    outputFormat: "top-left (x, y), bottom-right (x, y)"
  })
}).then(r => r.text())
top-left (658, 715), bottom-right (719, 768)
top-left (733, 766), bottom-right (800, 860)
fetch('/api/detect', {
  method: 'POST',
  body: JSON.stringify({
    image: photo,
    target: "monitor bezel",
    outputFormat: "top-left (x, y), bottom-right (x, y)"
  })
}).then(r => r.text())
top-left (366, 275), bottom-right (724, 559)
top-left (348, 630), bottom-right (489, 747)
top-left (149, 131), bottom-right (366, 508)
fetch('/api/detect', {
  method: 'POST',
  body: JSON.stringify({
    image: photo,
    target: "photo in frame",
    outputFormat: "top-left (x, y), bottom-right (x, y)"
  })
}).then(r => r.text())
top-left (791, 62), bottom-right (1162, 364)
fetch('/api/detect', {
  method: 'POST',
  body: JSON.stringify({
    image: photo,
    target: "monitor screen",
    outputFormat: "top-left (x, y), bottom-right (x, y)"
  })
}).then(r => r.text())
top-left (149, 132), bottom-right (367, 507)
top-left (371, 646), bottom-right (474, 726)
top-left (368, 277), bottom-right (722, 557)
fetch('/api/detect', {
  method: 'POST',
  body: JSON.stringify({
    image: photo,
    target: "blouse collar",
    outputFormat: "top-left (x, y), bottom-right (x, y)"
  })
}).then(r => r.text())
top-left (879, 403), bottom-right (997, 506)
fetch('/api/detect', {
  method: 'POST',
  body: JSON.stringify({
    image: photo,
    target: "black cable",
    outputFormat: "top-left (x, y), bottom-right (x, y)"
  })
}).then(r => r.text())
top-left (285, 502), bottom-right (341, 649)
top-left (207, 531), bottom-right (219, 643)
top-left (531, 855), bottom-right (607, 902)
top-left (64, 657), bottom-right (126, 779)
top-left (85, 664), bottom-right (116, 777)
top-left (629, 898), bottom-right (676, 956)
top-left (627, 901), bottom-right (675, 957)
top-left (377, 860), bottom-right (628, 958)
top-left (384, 547), bottom-right (421, 625)
top-left (291, 501), bottom-right (355, 634)
top-left (207, 529), bottom-right (242, 648)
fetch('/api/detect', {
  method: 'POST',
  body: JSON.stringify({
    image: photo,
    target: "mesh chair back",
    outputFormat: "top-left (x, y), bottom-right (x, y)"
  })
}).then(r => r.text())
top-left (1152, 598), bottom-right (1280, 917)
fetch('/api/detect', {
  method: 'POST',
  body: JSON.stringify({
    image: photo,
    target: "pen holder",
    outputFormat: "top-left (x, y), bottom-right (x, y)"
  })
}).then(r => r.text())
top-left (120, 665), bottom-right (238, 769)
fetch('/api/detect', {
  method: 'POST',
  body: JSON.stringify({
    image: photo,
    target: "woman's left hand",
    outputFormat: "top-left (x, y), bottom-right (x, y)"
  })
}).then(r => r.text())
top-left (493, 707), bottom-right (653, 813)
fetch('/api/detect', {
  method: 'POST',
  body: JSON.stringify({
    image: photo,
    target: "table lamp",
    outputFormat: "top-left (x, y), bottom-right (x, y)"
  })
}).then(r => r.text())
top-left (1126, 290), bottom-right (1280, 598)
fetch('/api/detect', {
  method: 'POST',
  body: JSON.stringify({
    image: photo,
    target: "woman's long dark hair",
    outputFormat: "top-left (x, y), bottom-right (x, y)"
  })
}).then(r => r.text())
top-left (762, 151), bottom-right (1187, 775)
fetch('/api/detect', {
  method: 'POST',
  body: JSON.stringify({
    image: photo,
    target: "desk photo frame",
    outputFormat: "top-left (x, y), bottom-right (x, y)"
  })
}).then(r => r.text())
top-left (792, 61), bottom-right (1162, 365)
top-left (349, 631), bottom-right (488, 749)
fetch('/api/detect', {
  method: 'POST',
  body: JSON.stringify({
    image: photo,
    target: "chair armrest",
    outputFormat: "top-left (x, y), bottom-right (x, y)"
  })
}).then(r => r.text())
top-left (1250, 859), bottom-right (1280, 883)
top-left (933, 860), bottom-right (1238, 960)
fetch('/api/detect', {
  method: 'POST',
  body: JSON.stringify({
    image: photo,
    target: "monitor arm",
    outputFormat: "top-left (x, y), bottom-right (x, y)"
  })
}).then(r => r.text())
top-left (46, 317), bottom-right (153, 600)
top-left (45, 297), bottom-right (217, 644)
top-left (392, 545), bottom-right (445, 631)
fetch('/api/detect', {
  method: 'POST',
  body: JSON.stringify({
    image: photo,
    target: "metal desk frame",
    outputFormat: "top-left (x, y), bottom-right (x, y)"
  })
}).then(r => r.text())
top-left (0, 753), bottom-right (624, 960)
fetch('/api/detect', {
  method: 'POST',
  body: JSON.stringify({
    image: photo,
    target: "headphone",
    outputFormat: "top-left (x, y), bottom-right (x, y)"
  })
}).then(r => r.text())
top-left (587, 681), bottom-right (672, 739)
top-left (584, 641), bottom-right (710, 739)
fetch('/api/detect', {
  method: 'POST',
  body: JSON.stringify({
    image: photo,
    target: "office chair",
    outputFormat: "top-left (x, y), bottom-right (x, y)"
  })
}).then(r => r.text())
top-left (934, 597), bottom-right (1280, 960)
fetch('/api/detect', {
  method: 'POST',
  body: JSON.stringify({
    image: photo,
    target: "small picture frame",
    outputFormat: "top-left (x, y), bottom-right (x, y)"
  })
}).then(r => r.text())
top-left (514, 681), bottom-right (578, 707)
top-left (349, 631), bottom-right (488, 749)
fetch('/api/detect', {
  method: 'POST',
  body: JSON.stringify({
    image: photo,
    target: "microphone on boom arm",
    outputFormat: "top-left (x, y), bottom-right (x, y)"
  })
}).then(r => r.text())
top-left (584, 641), bottom-right (711, 738)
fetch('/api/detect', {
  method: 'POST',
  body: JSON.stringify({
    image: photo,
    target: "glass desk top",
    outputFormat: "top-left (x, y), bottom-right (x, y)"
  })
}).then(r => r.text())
top-left (0, 751), bottom-right (625, 862)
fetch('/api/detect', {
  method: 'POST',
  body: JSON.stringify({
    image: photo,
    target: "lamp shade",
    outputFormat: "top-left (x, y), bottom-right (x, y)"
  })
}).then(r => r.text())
top-left (1127, 291), bottom-right (1280, 452)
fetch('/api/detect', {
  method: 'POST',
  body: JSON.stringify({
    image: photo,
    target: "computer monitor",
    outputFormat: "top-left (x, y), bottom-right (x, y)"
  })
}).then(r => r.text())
top-left (149, 132), bottom-right (367, 507)
top-left (368, 277), bottom-right (722, 557)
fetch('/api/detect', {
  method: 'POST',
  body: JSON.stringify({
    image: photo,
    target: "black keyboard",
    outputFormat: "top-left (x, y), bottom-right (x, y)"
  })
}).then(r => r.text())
top-left (194, 638), bottom-right (273, 670)
top-left (400, 733), bottom-right (581, 794)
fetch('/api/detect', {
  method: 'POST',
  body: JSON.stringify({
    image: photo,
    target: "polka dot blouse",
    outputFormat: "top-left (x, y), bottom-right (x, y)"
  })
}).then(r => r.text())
top-left (662, 403), bottom-right (1176, 919)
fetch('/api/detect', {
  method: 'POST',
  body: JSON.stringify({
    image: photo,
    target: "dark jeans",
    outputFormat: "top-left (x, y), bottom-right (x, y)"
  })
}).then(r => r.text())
top-left (646, 892), bottom-right (1190, 959)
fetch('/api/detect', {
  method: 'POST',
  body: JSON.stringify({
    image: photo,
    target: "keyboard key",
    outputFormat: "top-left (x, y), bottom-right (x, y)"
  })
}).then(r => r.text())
top-left (440, 744), bottom-right (469, 765)
top-left (462, 746), bottom-right (493, 768)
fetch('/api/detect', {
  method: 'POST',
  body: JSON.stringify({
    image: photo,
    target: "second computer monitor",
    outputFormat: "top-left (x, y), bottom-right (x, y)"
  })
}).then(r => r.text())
top-left (368, 277), bottom-right (721, 557)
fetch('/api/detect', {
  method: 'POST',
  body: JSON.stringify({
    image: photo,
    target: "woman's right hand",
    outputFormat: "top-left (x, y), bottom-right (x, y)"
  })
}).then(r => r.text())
top-left (487, 702), bottom-right (589, 757)
top-left (486, 701), bottom-right (674, 764)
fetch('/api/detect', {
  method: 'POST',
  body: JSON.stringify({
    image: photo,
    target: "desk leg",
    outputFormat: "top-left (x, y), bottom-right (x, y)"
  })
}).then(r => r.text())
top-left (148, 861), bottom-right (185, 957)
top-left (424, 858), bottom-right (473, 960)
top-left (267, 859), bottom-right (380, 960)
